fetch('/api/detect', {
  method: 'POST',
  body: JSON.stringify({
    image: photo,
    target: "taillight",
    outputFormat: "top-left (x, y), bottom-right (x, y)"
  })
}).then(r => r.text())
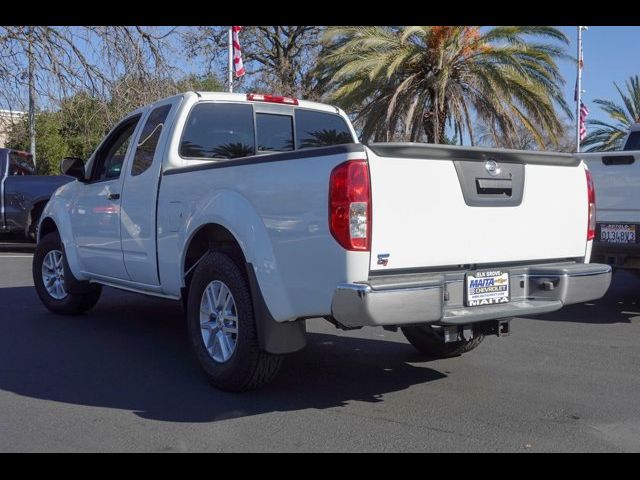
top-left (246, 93), bottom-right (299, 105)
top-left (586, 169), bottom-right (596, 241)
top-left (329, 160), bottom-right (371, 251)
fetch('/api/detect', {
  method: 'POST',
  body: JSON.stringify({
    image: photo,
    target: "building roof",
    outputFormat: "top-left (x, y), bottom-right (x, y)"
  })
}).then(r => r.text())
top-left (0, 109), bottom-right (26, 116)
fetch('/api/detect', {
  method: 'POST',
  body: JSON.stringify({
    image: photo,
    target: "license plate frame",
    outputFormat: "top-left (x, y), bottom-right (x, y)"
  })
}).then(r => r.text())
top-left (465, 270), bottom-right (510, 307)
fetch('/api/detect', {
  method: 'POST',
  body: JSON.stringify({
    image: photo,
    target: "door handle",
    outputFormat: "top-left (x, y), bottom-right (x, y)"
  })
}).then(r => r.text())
top-left (107, 193), bottom-right (120, 201)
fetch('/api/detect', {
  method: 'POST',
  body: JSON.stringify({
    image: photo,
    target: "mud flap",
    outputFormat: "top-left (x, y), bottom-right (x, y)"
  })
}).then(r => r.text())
top-left (245, 263), bottom-right (307, 355)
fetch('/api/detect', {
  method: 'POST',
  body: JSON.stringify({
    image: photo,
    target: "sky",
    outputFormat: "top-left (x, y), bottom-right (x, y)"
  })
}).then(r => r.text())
top-left (558, 26), bottom-right (640, 124)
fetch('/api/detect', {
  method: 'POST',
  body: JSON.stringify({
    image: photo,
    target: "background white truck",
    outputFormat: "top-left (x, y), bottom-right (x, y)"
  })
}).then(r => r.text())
top-left (33, 91), bottom-right (611, 391)
top-left (583, 124), bottom-right (640, 271)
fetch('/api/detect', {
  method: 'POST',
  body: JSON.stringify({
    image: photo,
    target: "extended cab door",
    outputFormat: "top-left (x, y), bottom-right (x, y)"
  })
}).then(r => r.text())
top-left (119, 99), bottom-right (178, 285)
top-left (71, 114), bottom-right (142, 280)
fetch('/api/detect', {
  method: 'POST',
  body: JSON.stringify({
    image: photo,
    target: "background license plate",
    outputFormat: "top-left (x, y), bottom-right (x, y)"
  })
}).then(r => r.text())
top-left (600, 224), bottom-right (636, 244)
top-left (466, 270), bottom-right (510, 306)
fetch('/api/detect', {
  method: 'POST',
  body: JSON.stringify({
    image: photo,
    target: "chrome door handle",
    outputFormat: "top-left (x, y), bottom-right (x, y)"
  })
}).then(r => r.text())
top-left (107, 193), bottom-right (120, 201)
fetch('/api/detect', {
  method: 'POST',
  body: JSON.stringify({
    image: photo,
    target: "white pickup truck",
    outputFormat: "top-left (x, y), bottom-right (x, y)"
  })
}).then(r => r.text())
top-left (33, 91), bottom-right (612, 391)
top-left (584, 124), bottom-right (640, 270)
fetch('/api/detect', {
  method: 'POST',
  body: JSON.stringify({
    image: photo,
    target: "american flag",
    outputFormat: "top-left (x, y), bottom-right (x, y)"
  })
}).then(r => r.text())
top-left (579, 101), bottom-right (589, 141)
top-left (232, 26), bottom-right (246, 77)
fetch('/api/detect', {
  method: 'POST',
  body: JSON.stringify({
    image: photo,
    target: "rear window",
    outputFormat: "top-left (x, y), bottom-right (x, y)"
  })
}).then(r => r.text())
top-left (180, 103), bottom-right (255, 159)
top-left (256, 113), bottom-right (294, 153)
top-left (8, 151), bottom-right (35, 175)
top-left (179, 103), bottom-right (354, 161)
top-left (624, 131), bottom-right (640, 151)
top-left (295, 109), bottom-right (353, 149)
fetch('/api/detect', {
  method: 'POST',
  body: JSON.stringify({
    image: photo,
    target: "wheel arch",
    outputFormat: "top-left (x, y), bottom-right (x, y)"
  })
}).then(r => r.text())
top-left (173, 193), bottom-right (290, 313)
top-left (182, 223), bottom-right (247, 282)
top-left (182, 221), bottom-right (306, 355)
top-left (37, 194), bottom-right (88, 282)
top-left (38, 215), bottom-right (59, 240)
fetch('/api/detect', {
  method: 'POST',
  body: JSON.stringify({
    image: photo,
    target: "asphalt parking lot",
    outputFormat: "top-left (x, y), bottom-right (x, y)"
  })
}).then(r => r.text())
top-left (1, 241), bottom-right (639, 452)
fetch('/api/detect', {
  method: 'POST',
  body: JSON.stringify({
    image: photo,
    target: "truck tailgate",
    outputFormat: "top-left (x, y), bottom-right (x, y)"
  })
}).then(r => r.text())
top-left (366, 144), bottom-right (589, 272)
top-left (582, 151), bottom-right (640, 223)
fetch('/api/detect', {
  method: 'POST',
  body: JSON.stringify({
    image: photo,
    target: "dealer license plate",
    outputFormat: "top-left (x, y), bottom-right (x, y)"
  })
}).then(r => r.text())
top-left (600, 224), bottom-right (636, 244)
top-left (465, 270), bottom-right (510, 307)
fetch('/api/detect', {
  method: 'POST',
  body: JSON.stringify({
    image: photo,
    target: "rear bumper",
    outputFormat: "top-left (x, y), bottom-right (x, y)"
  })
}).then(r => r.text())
top-left (331, 262), bottom-right (612, 328)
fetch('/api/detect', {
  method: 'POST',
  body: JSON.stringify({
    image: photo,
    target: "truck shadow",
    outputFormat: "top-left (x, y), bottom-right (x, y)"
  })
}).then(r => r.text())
top-left (528, 269), bottom-right (640, 324)
top-left (0, 286), bottom-right (446, 423)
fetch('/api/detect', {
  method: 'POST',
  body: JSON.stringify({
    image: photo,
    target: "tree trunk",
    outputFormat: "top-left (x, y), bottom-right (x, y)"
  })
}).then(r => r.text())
top-left (437, 107), bottom-right (447, 144)
top-left (422, 111), bottom-right (434, 143)
top-left (422, 108), bottom-right (447, 144)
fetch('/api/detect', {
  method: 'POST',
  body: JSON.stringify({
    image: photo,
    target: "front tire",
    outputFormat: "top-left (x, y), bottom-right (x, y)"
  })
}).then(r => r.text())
top-left (401, 324), bottom-right (484, 358)
top-left (32, 232), bottom-right (102, 315)
top-left (186, 251), bottom-right (283, 392)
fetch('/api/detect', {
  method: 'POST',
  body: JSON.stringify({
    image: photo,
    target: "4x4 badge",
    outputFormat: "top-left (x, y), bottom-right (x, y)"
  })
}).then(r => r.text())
top-left (377, 254), bottom-right (390, 266)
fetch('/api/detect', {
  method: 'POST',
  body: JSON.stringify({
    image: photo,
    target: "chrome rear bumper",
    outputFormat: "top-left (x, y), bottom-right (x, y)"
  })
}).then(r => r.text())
top-left (331, 262), bottom-right (612, 328)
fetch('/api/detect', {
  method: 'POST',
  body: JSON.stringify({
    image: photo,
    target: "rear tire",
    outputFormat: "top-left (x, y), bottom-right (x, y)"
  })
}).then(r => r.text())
top-left (33, 232), bottom-right (102, 315)
top-left (186, 251), bottom-right (283, 392)
top-left (401, 324), bottom-right (484, 358)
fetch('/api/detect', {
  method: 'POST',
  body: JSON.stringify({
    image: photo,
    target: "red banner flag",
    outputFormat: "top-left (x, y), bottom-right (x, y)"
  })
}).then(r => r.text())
top-left (579, 101), bottom-right (589, 141)
top-left (232, 26), bottom-right (245, 78)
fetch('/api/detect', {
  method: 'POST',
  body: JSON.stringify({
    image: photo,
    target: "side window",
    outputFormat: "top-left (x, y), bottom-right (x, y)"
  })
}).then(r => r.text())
top-left (92, 116), bottom-right (140, 181)
top-left (256, 113), bottom-right (294, 153)
top-left (295, 109), bottom-right (354, 149)
top-left (180, 103), bottom-right (255, 160)
top-left (131, 104), bottom-right (172, 176)
top-left (8, 152), bottom-right (35, 175)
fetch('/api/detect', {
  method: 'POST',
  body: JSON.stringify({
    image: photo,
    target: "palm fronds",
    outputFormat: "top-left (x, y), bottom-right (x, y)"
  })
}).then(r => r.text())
top-left (316, 26), bottom-right (570, 147)
top-left (583, 76), bottom-right (640, 152)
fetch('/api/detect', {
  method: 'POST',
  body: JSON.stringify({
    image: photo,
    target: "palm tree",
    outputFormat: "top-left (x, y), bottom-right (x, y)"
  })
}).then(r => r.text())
top-left (316, 26), bottom-right (571, 147)
top-left (582, 75), bottom-right (640, 152)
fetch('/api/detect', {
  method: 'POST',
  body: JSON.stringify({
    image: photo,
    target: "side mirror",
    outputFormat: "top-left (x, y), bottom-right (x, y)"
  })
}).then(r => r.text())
top-left (60, 157), bottom-right (86, 181)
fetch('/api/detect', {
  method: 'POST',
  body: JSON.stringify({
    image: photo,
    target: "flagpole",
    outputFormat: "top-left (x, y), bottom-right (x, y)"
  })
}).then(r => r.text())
top-left (576, 26), bottom-right (584, 153)
top-left (228, 26), bottom-right (233, 93)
